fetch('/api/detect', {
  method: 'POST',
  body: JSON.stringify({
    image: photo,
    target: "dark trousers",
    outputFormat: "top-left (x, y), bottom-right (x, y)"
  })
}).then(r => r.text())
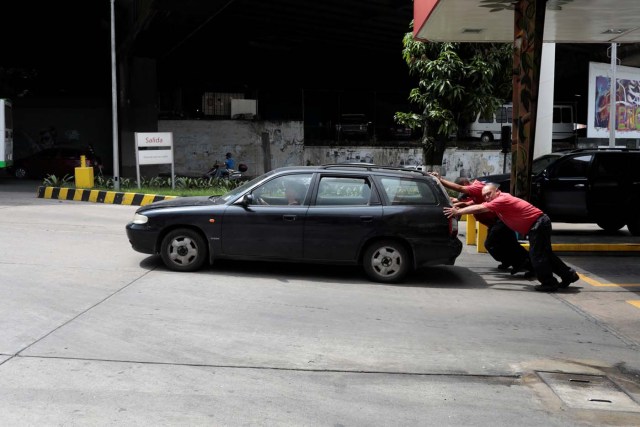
top-left (484, 220), bottom-right (529, 267)
top-left (527, 214), bottom-right (572, 285)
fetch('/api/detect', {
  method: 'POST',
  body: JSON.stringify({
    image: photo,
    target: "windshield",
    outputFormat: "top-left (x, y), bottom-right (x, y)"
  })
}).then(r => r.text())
top-left (213, 170), bottom-right (278, 203)
top-left (532, 154), bottom-right (562, 175)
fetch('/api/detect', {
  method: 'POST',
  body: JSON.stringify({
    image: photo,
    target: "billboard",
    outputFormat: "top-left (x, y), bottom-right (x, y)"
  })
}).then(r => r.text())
top-left (588, 62), bottom-right (640, 138)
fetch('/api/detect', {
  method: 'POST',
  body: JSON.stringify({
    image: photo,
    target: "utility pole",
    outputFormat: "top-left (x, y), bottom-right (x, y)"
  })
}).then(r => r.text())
top-left (110, 0), bottom-right (120, 190)
top-left (609, 43), bottom-right (617, 147)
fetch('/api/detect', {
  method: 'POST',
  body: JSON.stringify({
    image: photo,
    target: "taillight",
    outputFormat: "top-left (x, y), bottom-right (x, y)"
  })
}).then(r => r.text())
top-left (448, 217), bottom-right (458, 237)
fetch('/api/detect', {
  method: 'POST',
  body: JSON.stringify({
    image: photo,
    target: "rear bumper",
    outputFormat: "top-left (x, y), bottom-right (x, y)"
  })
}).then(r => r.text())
top-left (412, 237), bottom-right (463, 268)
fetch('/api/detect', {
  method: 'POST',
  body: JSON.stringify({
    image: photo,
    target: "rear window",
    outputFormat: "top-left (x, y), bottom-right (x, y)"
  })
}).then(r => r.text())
top-left (378, 177), bottom-right (437, 205)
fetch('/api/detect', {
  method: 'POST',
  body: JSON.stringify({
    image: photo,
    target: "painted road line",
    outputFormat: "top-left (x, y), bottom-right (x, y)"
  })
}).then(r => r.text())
top-left (520, 243), bottom-right (640, 252)
top-left (628, 300), bottom-right (640, 309)
top-left (578, 273), bottom-right (640, 289)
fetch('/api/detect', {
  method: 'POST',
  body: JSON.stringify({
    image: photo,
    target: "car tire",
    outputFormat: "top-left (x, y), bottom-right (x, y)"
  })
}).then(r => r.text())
top-left (160, 228), bottom-right (208, 272)
top-left (362, 240), bottom-right (410, 283)
top-left (14, 167), bottom-right (27, 179)
top-left (480, 132), bottom-right (493, 143)
top-left (596, 219), bottom-right (626, 233)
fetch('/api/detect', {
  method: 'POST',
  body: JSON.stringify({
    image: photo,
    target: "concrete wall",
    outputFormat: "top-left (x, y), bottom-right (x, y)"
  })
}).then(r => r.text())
top-left (303, 146), bottom-right (424, 168)
top-left (155, 120), bottom-right (304, 177)
top-left (154, 118), bottom-right (509, 181)
top-left (439, 148), bottom-right (509, 180)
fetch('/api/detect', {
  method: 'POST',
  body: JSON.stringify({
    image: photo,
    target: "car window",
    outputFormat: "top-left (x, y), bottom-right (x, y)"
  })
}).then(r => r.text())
top-left (594, 153), bottom-right (621, 178)
top-left (531, 154), bottom-right (562, 174)
top-left (379, 177), bottom-right (437, 205)
top-left (251, 174), bottom-right (313, 206)
top-left (496, 106), bottom-right (512, 124)
top-left (551, 154), bottom-right (592, 178)
top-left (315, 176), bottom-right (372, 206)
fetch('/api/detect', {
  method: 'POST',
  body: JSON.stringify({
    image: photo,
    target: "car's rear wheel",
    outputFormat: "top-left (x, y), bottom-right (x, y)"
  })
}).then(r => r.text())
top-left (596, 219), bottom-right (626, 233)
top-left (362, 240), bottom-right (410, 283)
top-left (160, 228), bottom-right (207, 272)
top-left (14, 167), bottom-right (27, 179)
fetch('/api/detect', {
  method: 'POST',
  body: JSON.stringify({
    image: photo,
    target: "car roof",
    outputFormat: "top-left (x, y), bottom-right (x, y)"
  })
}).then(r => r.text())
top-left (269, 164), bottom-right (433, 179)
top-left (562, 147), bottom-right (640, 154)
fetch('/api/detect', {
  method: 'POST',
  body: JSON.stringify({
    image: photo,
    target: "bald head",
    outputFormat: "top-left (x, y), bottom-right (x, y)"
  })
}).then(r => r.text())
top-left (481, 182), bottom-right (501, 201)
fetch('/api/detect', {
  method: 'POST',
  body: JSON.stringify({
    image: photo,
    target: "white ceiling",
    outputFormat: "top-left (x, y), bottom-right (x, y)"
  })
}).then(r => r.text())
top-left (415, 0), bottom-right (640, 44)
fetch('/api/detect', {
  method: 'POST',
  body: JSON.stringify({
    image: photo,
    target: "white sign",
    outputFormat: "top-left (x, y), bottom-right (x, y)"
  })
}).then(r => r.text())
top-left (135, 132), bottom-right (173, 148)
top-left (134, 132), bottom-right (175, 189)
top-left (138, 149), bottom-right (174, 165)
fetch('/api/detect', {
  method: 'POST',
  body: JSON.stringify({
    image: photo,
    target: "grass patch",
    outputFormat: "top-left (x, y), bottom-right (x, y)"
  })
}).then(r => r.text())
top-left (42, 174), bottom-right (244, 197)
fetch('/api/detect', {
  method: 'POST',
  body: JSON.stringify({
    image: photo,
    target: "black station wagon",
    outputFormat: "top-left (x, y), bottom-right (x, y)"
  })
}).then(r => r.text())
top-left (126, 164), bottom-right (463, 283)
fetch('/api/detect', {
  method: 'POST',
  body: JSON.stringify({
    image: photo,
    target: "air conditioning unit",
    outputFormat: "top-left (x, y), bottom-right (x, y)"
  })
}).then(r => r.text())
top-left (202, 92), bottom-right (244, 117)
top-left (231, 99), bottom-right (257, 119)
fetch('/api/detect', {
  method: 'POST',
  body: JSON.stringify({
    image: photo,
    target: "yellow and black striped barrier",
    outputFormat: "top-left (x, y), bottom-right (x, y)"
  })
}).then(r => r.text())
top-left (37, 186), bottom-right (178, 206)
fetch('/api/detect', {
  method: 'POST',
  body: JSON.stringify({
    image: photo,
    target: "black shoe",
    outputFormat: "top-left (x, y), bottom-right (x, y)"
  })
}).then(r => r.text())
top-left (535, 282), bottom-right (559, 292)
top-left (511, 259), bottom-right (534, 277)
top-left (535, 278), bottom-right (559, 292)
top-left (497, 263), bottom-right (511, 271)
top-left (559, 271), bottom-right (579, 288)
top-left (510, 261), bottom-right (528, 275)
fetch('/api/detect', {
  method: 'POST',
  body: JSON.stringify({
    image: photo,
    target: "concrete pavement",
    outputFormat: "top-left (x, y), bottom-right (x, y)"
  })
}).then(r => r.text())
top-left (1, 179), bottom-right (639, 426)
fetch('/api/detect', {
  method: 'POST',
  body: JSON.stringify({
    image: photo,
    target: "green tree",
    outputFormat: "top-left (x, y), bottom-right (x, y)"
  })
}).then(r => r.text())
top-left (395, 29), bottom-right (512, 166)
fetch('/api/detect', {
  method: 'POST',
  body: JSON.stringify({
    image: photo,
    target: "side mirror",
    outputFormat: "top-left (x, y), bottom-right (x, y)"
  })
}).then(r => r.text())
top-left (241, 193), bottom-right (254, 207)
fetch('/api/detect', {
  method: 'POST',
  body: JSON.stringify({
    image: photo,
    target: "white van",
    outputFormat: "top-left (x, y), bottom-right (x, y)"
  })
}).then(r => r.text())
top-left (467, 103), bottom-right (576, 143)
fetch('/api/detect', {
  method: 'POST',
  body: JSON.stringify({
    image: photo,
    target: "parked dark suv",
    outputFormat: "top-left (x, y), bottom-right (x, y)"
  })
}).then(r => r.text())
top-left (126, 164), bottom-right (463, 283)
top-left (480, 148), bottom-right (640, 235)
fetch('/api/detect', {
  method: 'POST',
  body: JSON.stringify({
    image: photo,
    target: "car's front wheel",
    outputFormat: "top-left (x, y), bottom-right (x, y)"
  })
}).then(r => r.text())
top-left (362, 240), bottom-right (410, 283)
top-left (160, 228), bottom-right (208, 272)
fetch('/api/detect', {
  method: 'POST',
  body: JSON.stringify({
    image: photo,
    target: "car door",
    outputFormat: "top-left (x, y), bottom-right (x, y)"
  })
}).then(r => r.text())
top-left (304, 174), bottom-right (382, 262)
top-left (376, 175), bottom-right (452, 260)
top-left (535, 154), bottom-right (593, 220)
top-left (220, 173), bottom-right (312, 259)
top-left (589, 152), bottom-right (635, 220)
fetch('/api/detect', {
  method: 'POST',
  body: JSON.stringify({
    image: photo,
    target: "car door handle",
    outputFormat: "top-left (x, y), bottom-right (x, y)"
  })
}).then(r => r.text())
top-left (360, 216), bottom-right (374, 222)
top-left (574, 184), bottom-right (585, 188)
top-left (283, 215), bottom-right (297, 221)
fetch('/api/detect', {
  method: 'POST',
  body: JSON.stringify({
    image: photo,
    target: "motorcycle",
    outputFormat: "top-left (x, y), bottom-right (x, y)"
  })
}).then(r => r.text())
top-left (203, 161), bottom-right (248, 180)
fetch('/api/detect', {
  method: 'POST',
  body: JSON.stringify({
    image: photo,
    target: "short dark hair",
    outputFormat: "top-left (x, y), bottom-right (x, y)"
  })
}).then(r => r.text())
top-left (455, 177), bottom-right (470, 186)
top-left (226, 152), bottom-right (232, 157)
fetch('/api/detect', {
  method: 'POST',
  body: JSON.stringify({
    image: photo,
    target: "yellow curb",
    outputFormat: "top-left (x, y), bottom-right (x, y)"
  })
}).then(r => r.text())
top-left (36, 186), bottom-right (178, 206)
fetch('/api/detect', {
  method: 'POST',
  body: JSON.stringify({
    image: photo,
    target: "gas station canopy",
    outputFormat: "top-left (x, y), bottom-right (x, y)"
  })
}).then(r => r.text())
top-left (414, 0), bottom-right (640, 43)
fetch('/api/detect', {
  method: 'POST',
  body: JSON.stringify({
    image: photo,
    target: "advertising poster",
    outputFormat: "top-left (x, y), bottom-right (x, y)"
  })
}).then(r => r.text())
top-left (588, 62), bottom-right (640, 138)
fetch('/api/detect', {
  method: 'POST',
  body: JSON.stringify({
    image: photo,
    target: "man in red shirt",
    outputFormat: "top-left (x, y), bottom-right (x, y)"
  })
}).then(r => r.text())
top-left (443, 182), bottom-right (580, 292)
top-left (433, 173), bottom-right (531, 275)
